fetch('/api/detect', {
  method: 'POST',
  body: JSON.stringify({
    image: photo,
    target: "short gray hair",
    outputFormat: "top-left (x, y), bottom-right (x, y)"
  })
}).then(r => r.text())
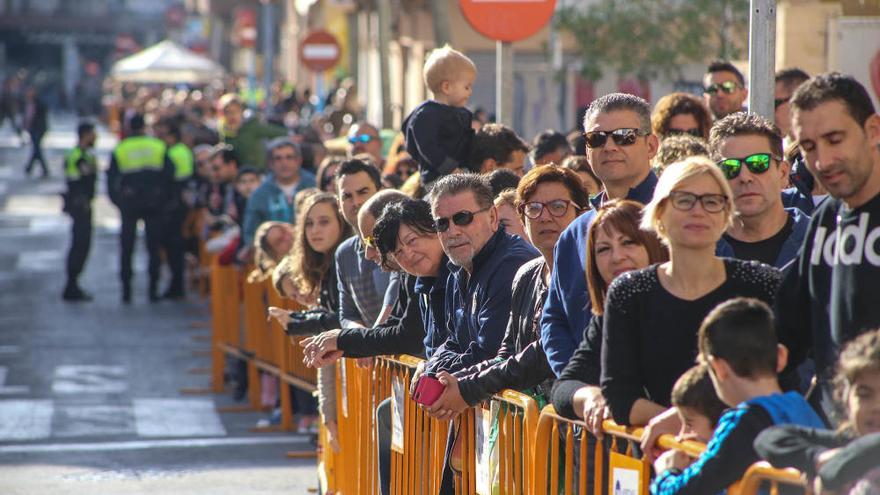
top-left (428, 173), bottom-right (494, 211)
top-left (583, 93), bottom-right (652, 134)
top-left (266, 138), bottom-right (300, 164)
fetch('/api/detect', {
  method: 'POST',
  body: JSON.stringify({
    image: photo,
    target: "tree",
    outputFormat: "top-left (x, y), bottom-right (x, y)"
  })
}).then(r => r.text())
top-left (557, 0), bottom-right (749, 82)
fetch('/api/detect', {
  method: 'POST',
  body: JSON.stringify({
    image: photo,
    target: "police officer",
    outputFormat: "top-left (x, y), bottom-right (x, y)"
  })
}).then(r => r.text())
top-left (107, 114), bottom-right (174, 303)
top-left (62, 122), bottom-right (97, 302)
top-left (159, 120), bottom-right (193, 299)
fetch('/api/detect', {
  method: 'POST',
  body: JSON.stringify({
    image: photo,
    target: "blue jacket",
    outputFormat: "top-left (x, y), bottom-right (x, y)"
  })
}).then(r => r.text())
top-left (540, 172), bottom-right (658, 377)
top-left (415, 256), bottom-right (452, 359)
top-left (782, 187), bottom-right (822, 216)
top-left (241, 170), bottom-right (316, 246)
top-left (426, 228), bottom-right (539, 374)
top-left (716, 207), bottom-right (812, 269)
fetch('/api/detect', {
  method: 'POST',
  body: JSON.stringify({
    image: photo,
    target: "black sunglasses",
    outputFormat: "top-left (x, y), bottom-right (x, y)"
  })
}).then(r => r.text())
top-left (704, 81), bottom-right (741, 95)
top-left (717, 153), bottom-right (779, 180)
top-left (584, 128), bottom-right (649, 149)
top-left (433, 206), bottom-right (491, 233)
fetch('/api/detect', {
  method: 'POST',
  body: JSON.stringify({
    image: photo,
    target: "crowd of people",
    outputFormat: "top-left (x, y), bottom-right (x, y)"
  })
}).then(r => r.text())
top-left (55, 44), bottom-right (880, 494)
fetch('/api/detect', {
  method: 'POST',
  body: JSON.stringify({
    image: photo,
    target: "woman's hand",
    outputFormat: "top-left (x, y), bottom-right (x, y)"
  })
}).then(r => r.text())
top-left (576, 387), bottom-right (611, 439)
top-left (267, 306), bottom-right (291, 327)
top-left (301, 330), bottom-right (342, 368)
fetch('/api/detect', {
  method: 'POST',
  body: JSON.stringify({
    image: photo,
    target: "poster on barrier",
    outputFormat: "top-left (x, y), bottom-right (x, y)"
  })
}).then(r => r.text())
top-left (609, 450), bottom-right (648, 495)
top-left (475, 402), bottom-right (500, 495)
top-left (339, 359), bottom-right (348, 418)
top-left (391, 376), bottom-right (404, 453)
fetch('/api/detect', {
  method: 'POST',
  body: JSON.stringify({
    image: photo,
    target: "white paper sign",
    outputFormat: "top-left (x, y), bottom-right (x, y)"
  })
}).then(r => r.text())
top-left (391, 376), bottom-right (405, 453)
top-left (611, 467), bottom-right (640, 495)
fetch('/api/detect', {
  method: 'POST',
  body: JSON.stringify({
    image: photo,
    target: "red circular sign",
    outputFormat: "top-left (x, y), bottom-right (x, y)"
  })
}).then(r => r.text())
top-left (300, 30), bottom-right (341, 73)
top-left (459, 0), bottom-right (557, 42)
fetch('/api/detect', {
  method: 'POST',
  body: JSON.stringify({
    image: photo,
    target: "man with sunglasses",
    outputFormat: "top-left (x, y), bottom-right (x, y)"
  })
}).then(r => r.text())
top-left (774, 68), bottom-right (810, 145)
top-left (775, 73), bottom-right (880, 424)
top-left (703, 60), bottom-right (748, 120)
top-left (347, 122), bottom-right (384, 168)
top-left (541, 93), bottom-right (660, 377)
top-left (422, 174), bottom-right (538, 378)
top-left (710, 112), bottom-right (811, 268)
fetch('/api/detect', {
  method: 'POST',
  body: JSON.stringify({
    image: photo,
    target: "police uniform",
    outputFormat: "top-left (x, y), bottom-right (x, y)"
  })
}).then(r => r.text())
top-left (162, 141), bottom-right (194, 298)
top-left (63, 144), bottom-right (97, 299)
top-left (107, 134), bottom-right (175, 302)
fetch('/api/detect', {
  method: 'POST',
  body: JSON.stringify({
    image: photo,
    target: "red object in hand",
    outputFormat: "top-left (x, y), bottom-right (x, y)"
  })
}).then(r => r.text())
top-left (413, 375), bottom-right (445, 406)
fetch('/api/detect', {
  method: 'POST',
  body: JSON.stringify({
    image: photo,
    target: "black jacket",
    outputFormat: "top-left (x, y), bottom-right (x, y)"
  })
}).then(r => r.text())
top-left (335, 273), bottom-right (426, 358)
top-left (402, 100), bottom-right (473, 185)
top-left (453, 257), bottom-right (555, 406)
top-left (755, 426), bottom-right (880, 489)
top-left (550, 314), bottom-right (603, 419)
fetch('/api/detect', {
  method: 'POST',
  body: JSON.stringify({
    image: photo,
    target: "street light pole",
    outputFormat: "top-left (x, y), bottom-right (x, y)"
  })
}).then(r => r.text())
top-left (262, 0), bottom-right (275, 106)
top-left (748, 0), bottom-right (776, 121)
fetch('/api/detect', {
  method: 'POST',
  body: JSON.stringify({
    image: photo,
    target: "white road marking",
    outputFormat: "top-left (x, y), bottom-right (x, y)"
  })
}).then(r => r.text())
top-left (0, 435), bottom-right (304, 454)
top-left (0, 366), bottom-right (30, 395)
top-left (16, 250), bottom-right (64, 272)
top-left (133, 398), bottom-right (226, 437)
top-left (0, 400), bottom-right (53, 441)
top-left (53, 404), bottom-right (133, 438)
top-left (52, 365), bottom-right (127, 394)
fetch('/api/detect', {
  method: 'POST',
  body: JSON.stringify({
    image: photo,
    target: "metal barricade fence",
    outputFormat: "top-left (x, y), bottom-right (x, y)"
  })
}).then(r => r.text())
top-left (457, 390), bottom-right (539, 495)
top-left (331, 357), bottom-right (380, 495)
top-left (730, 462), bottom-right (810, 495)
top-left (532, 405), bottom-right (809, 495)
top-left (209, 256), bottom-right (240, 393)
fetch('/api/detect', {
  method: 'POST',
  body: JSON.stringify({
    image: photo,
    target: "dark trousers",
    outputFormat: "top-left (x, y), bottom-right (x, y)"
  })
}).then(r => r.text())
top-left (120, 208), bottom-right (163, 290)
top-left (24, 129), bottom-right (46, 175)
top-left (65, 205), bottom-right (92, 288)
top-left (161, 206), bottom-right (188, 292)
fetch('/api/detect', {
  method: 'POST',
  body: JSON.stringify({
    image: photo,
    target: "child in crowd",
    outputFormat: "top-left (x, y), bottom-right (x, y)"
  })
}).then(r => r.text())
top-left (402, 45), bottom-right (476, 185)
top-left (670, 364), bottom-right (727, 444)
top-left (206, 167), bottom-right (264, 265)
top-left (755, 329), bottom-right (880, 494)
top-left (650, 297), bottom-right (826, 495)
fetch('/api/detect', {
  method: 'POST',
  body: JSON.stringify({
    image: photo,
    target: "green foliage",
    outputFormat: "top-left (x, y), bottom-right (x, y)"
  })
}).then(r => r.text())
top-left (557, 0), bottom-right (749, 81)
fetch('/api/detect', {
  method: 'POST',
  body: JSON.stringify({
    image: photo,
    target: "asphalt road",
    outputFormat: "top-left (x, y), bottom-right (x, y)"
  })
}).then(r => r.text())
top-left (0, 116), bottom-right (319, 494)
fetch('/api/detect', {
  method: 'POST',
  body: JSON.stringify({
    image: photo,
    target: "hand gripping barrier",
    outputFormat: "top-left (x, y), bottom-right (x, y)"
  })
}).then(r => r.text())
top-left (456, 390), bottom-right (539, 495)
top-left (531, 405), bottom-right (809, 495)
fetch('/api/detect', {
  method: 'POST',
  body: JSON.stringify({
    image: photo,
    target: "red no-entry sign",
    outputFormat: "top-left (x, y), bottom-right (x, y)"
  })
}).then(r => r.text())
top-left (300, 30), bottom-right (341, 73)
top-left (459, 0), bottom-right (557, 42)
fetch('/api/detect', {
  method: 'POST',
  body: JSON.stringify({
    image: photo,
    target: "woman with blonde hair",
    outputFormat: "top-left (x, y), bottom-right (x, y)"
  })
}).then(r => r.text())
top-left (600, 156), bottom-right (782, 456)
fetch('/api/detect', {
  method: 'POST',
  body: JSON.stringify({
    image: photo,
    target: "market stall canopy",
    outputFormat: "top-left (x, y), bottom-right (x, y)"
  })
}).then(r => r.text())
top-left (110, 40), bottom-right (225, 84)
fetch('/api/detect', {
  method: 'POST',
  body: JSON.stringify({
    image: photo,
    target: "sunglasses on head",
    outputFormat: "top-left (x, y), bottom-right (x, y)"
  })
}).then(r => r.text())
top-left (774, 96), bottom-right (790, 109)
top-left (433, 206), bottom-right (491, 233)
top-left (667, 128), bottom-right (703, 138)
top-left (584, 128), bottom-right (649, 149)
top-left (362, 235), bottom-right (376, 249)
top-left (348, 134), bottom-right (376, 144)
top-left (716, 153), bottom-right (779, 180)
top-left (704, 81), bottom-right (741, 95)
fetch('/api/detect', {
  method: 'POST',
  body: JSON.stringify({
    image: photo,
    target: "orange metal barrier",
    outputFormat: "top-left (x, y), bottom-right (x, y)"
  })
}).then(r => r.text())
top-left (328, 357), bottom-right (380, 494)
top-left (457, 390), bottom-right (539, 495)
top-left (730, 462), bottom-right (810, 495)
top-left (209, 256), bottom-right (241, 393)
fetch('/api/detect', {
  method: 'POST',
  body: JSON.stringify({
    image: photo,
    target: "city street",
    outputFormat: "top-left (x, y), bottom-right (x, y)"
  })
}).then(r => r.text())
top-left (0, 117), bottom-right (317, 494)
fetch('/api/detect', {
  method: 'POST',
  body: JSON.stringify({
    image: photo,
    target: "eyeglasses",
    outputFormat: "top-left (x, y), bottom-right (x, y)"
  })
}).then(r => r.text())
top-left (773, 97), bottom-right (790, 109)
top-left (362, 235), bottom-right (376, 249)
top-left (716, 153), bottom-right (779, 180)
top-left (433, 206), bottom-right (491, 233)
top-left (348, 134), bottom-right (376, 145)
top-left (519, 199), bottom-right (582, 219)
top-left (667, 128), bottom-right (703, 138)
top-left (584, 128), bottom-right (649, 149)
top-left (667, 191), bottom-right (728, 213)
top-left (704, 81), bottom-right (741, 95)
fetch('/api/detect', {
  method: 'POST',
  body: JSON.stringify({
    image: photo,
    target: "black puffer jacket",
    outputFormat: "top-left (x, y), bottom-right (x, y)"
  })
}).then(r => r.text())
top-left (454, 257), bottom-right (555, 406)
